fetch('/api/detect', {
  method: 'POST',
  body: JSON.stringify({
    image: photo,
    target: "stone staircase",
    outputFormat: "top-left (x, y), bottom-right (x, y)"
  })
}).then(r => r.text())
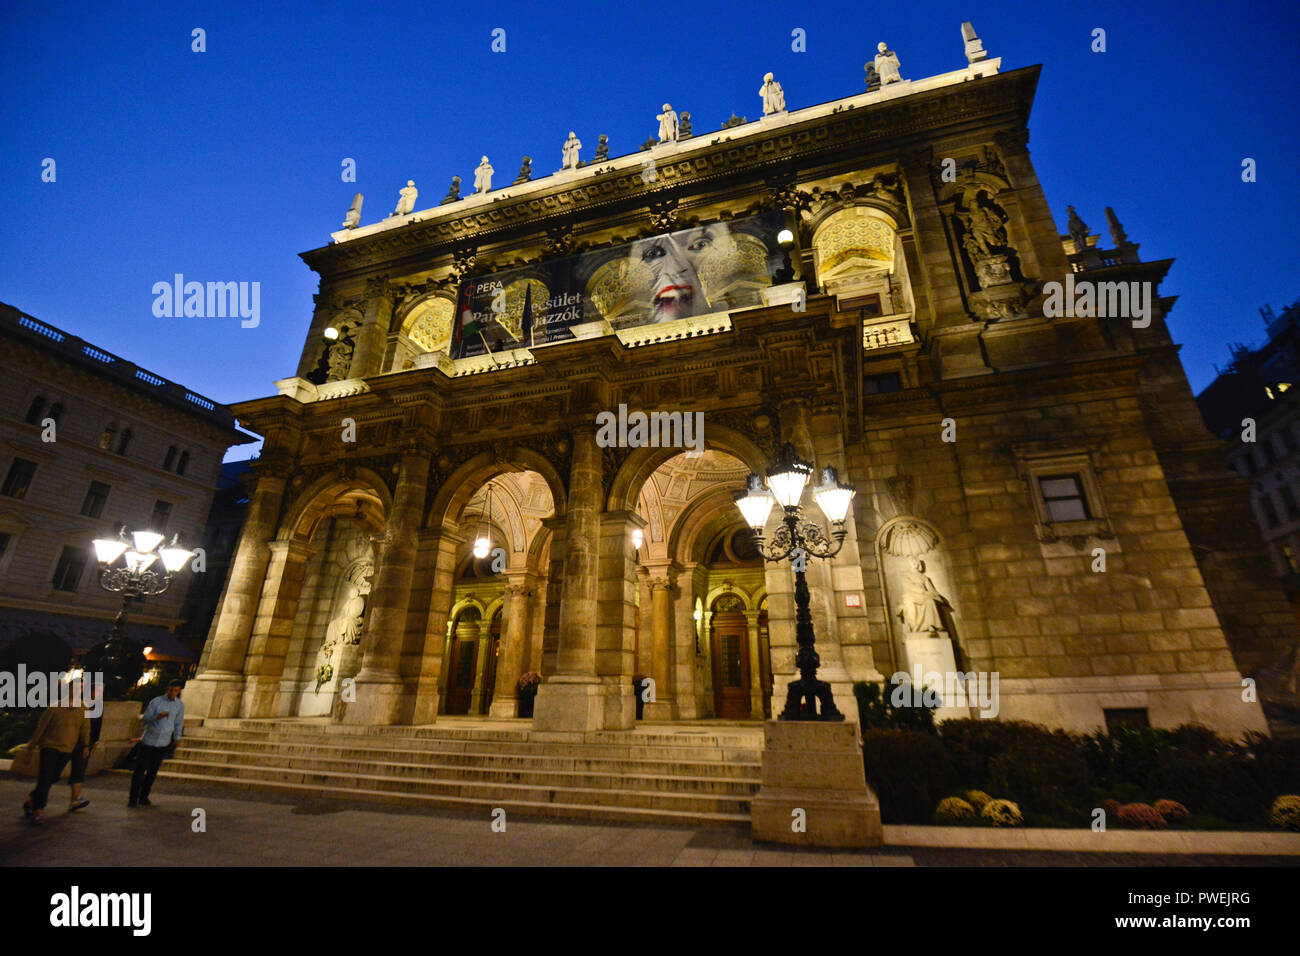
top-left (155, 718), bottom-right (765, 827)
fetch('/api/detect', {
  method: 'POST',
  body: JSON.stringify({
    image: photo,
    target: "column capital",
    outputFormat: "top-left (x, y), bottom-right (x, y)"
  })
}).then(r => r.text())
top-left (504, 582), bottom-right (535, 599)
top-left (266, 539), bottom-right (317, 561)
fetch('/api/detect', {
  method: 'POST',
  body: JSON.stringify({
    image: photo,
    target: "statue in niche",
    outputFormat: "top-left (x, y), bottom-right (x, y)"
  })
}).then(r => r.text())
top-left (896, 557), bottom-right (951, 635)
top-left (326, 336), bottom-right (355, 380)
top-left (315, 571), bottom-right (371, 692)
top-left (759, 72), bottom-right (786, 114)
top-left (960, 193), bottom-right (1008, 257)
top-left (874, 42), bottom-right (903, 85)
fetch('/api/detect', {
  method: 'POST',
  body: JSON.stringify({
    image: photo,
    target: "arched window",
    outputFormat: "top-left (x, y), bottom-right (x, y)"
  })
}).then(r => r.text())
top-left (99, 424), bottom-right (118, 450)
top-left (176, 451), bottom-right (190, 476)
top-left (117, 428), bottom-right (133, 456)
top-left (47, 403), bottom-right (64, 425)
top-left (163, 446), bottom-right (177, 471)
top-left (24, 397), bottom-right (45, 425)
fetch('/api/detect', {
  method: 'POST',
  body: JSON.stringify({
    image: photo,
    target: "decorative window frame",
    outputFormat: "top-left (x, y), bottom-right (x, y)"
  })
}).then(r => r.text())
top-left (1016, 449), bottom-right (1115, 546)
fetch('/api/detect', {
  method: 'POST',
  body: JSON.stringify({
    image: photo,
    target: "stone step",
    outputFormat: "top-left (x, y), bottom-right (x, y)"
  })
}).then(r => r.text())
top-left (186, 727), bottom-right (761, 764)
top-left (169, 749), bottom-right (759, 794)
top-left (159, 758), bottom-right (754, 816)
top-left (196, 718), bottom-right (765, 749)
top-left (178, 737), bottom-right (763, 779)
top-left (146, 769), bottom-right (752, 828)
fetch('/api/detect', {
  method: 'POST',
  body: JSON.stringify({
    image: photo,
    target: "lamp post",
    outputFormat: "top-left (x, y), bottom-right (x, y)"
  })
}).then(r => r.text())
top-left (734, 442), bottom-right (856, 720)
top-left (89, 527), bottom-right (195, 699)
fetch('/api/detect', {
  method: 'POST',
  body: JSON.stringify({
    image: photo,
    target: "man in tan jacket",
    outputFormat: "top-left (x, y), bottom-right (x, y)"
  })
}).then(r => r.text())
top-left (22, 689), bottom-right (91, 825)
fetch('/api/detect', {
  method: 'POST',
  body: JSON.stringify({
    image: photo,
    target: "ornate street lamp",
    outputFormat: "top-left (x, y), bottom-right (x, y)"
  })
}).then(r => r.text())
top-left (734, 442), bottom-right (856, 720)
top-left (88, 527), bottom-right (195, 699)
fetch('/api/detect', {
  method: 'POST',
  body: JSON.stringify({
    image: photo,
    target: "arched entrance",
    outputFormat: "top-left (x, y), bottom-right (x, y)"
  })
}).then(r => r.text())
top-left (710, 593), bottom-right (750, 718)
top-left (444, 604), bottom-right (482, 715)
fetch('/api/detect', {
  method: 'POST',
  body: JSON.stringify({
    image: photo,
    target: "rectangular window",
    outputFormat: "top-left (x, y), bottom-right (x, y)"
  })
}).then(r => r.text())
top-left (1103, 708), bottom-right (1150, 732)
top-left (81, 481), bottom-right (110, 519)
top-left (1259, 494), bottom-right (1282, 529)
top-left (52, 545), bottom-right (87, 592)
top-left (1038, 474), bottom-right (1091, 522)
top-left (1279, 485), bottom-right (1300, 522)
top-left (150, 499), bottom-right (173, 531)
top-left (1, 459), bottom-right (37, 499)
top-left (863, 372), bottom-right (903, 395)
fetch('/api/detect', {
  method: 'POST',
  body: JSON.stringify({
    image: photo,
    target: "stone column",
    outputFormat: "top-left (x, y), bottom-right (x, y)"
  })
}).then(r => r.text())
top-left (744, 610), bottom-right (766, 718)
top-left (595, 510), bottom-right (639, 729)
top-left (340, 445), bottom-right (431, 725)
top-left (353, 283), bottom-right (395, 378)
top-left (468, 619), bottom-right (490, 714)
top-left (412, 529), bottom-right (463, 724)
top-left (532, 425), bottom-right (605, 732)
top-left (643, 570), bottom-right (676, 720)
top-left (239, 540), bottom-right (315, 718)
top-left (538, 516), bottom-right (566, 677)
top-left (185, 469), bottom-right (288, 718)
top-left (489, 579), bottom-right (535, 718)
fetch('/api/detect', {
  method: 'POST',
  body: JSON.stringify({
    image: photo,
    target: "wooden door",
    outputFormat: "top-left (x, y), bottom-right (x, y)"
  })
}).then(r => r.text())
top-left (445, 636), bottom-right (476, 715)
top-left (711, 611), bottom-right (751, 719)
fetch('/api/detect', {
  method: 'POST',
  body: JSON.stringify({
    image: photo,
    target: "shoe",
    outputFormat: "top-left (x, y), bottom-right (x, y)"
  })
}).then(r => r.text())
top-left (138, 797), bottom-right (152, 807)
top-left (69, 799), bottom-right (90, 812)
top-left (127, 798), bottom-right (138, 808)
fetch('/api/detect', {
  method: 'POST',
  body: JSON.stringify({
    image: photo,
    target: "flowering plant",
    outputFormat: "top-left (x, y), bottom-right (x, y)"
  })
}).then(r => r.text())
top-left (1117, 802), bottom-right (1167, 829)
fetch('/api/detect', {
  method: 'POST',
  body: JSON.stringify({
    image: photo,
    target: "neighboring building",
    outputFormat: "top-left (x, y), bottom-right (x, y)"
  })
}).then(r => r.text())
top-left (1197, 301), bottom-right (1300, 715)
top-left (0, 302), bottom-right (256, 670)
top-left (186, 28), bottom-right (1294, 738)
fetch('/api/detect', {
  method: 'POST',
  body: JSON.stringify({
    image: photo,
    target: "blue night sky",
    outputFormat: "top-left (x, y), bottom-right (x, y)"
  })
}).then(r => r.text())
top-left (3, 0), bottom-right (1297, 460)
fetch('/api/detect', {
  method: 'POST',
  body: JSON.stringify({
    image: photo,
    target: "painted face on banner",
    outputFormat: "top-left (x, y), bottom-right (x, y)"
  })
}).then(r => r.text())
top-left (631, 223), bottom-right (737, 322)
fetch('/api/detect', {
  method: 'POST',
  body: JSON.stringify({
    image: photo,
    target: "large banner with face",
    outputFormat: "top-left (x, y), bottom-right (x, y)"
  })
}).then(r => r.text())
top-left (449, 210), bottom-right (789, 358)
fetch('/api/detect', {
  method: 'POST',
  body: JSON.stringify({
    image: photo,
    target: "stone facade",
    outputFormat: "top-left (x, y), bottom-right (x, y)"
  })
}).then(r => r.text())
top-left (187, 52), bottom-right (1289, 738)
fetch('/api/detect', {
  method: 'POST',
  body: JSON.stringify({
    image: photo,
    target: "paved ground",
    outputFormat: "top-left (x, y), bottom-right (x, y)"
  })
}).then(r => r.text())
top-left (2, 773), bottom-right (1296, 867)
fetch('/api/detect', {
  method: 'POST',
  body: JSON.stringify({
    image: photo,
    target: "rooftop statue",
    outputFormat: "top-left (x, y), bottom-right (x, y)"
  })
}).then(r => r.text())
top-left (562, 131), bottom-right (582, 169)
top-left (342, 192), bottom-right (363, 229)
top-left (440, 175), bottom-right (461, 204)
top-left (393, 180), bottom-right (417, 217)
top-left (759, 72), bottom-right (786, 115)
top-left (657, 103), bottom-right (678, 143)
top-left (874, 42), bottom-right (903, 85)
top-left (514, 156), bottom-right (532, 184)
top-left (592, 134), bottom-right (609, 162)
top-left (474, 156), bottom-right (494, 194)
top-left (678, 112), bottom-right (692, 138)
top-left (1066, 205), bottom-right (1090, 249)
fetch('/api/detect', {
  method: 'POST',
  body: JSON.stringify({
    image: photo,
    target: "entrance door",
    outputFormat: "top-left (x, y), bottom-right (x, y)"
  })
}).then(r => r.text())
top-left (445, 636), bottom-right (477, 715)
top-left (711, 611), bottom-right (751, 719)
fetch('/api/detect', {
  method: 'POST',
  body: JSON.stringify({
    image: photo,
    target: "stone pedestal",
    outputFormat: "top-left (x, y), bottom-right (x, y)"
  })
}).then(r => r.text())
top-left (750, 720), bottom-right (882, 847)
top-left (904, 634), bottom-right (972, 719)
top-left (531, 676), bottom-right (605, 733)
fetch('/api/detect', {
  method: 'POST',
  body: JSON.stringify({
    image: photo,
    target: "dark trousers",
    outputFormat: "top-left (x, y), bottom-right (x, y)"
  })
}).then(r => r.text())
top-left (129, 744), bottom-right (167, 801)
top-left (28, 748), bottom-right (73, 811)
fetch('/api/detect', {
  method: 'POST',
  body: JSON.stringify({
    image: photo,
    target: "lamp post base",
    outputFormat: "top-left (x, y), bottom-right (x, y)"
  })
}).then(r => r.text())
top-left (778, 676), bottom-right (845, 721)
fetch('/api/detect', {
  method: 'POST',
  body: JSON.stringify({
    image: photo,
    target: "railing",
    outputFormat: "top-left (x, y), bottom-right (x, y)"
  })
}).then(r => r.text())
top-left (862, 318), bottom-right (915, 351)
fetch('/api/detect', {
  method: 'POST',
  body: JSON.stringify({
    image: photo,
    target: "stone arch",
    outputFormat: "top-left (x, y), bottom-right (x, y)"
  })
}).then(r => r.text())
top-left (668, 482), bottom-right (751, 566)
top-left (279, 468), bottom-right (393, 544)
top-left (428, 447), bottom-right (566, 534)
top-left (395, 294), bottom-right (456, 352)
top-left (811, 205), bottom-right (900, 288)
top-left (606, 423), bottom-right (768, 513)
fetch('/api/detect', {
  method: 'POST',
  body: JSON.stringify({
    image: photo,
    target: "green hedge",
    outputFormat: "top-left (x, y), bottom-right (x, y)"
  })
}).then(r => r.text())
top-left (861, 716), bottom-right (1300, 828)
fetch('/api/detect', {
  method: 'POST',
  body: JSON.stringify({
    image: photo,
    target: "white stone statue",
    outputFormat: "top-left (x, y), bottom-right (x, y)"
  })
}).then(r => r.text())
top-left (473, 156), bottom-right (494, 194)
top-left (342, 192), bottom-right (363, 229)
top-left (875, 42), bottom-right (903, 85)
top-left (562, 131), bottom-right (582, 169)
top-left (759, 72), bottom-right (786, 115)
top-left (394, 180), bottom-right (417, 216)
top-left (897, 557), bottom-right (949, 634)
top-left (657, 103), bottom-right (678, 143)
